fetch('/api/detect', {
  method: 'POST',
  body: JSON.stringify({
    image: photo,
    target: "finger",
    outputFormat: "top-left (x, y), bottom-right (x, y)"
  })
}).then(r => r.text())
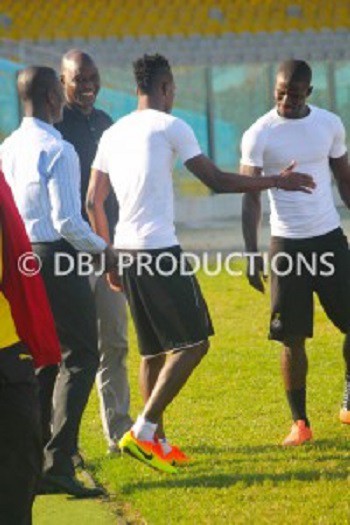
top-left (297, 187), bottom-right (314, 194)
top-left (282, 160), bottom-right (296, 173)
top-left (107, 275), bottom-right (123, 292)
top-left (110, 283), bottom-right (123, 292)
top-left (299, 175), bottom-right (316, 187)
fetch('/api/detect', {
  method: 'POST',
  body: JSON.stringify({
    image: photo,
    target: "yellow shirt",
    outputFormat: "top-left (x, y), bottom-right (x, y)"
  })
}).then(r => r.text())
top-left (0, 223), bottom-right (20, 348)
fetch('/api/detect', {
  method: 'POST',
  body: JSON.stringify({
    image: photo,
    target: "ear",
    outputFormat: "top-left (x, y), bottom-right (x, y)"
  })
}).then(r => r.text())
top-left (161, 81), bottom-right (168, 96)
top-left (46, 87), bottom-right (56, 109)
top-left (60, 73), bottom-right (65, 85)
top-left (307, 85), bottom-right (313, 97)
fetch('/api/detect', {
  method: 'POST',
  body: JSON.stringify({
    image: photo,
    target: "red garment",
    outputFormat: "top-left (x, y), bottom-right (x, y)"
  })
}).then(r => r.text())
top-left (0, 170), bottom-right (61, 367)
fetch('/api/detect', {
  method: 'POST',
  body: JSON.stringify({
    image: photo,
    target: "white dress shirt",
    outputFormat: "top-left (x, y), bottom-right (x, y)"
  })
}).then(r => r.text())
top-left (0, 117), bottom-right (106, 253)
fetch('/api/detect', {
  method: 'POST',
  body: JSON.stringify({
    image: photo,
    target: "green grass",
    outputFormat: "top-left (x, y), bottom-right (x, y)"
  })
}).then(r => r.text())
top-left (34, 495), bottom-right (120, 525)
top-left (38, 267), bottom-right (350, 524)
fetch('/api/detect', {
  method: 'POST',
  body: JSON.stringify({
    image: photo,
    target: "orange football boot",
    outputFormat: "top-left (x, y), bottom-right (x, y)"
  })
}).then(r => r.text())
top-left (163, 445), bottom-right (191, 465)
top-left (282, 420), bottom-right (313, 446)
top-left (339, 409), bottom-right (350, 424)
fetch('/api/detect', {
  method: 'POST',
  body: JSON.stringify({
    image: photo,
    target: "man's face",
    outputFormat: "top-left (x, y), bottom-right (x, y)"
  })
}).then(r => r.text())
top-left (61, 59), bottom-right (100, 114)
top-left (274, 74), bottom-right (312, 118)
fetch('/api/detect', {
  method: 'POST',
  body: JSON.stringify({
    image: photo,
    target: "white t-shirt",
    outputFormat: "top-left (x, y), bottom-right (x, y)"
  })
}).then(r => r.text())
top-left (241, 105), bottom-right (347, 238)
top-left (92, 109), bottom-right (201, 249)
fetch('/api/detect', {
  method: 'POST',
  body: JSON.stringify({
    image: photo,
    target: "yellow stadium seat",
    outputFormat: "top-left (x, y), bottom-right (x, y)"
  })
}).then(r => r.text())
top-left (0, 0), bottom-right (349, 41)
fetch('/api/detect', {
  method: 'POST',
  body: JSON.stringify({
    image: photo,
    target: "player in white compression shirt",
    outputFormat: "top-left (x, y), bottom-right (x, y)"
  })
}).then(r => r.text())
top-left (241, 59), bottom-right (350, 447)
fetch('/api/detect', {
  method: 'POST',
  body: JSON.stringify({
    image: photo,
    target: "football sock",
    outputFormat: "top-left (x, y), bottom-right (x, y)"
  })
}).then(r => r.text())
top-left (342, 373), bottom-right (350, 410)
top-left (132, 415), bottom-right (157, 442)
top-left (159, 438), bottom-right (172, 455)
top-left (286, 388), bottom-right (310, 427)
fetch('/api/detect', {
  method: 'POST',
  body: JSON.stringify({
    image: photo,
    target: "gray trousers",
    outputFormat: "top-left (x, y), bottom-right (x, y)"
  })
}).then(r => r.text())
top-left (90, 275), bottom-right (132, 445)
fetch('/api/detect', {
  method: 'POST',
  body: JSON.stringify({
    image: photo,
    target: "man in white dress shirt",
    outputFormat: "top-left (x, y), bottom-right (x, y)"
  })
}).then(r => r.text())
top-left (241, 59), bottom-right (350, 446)
top-left (0, 66), bottom-right (115, 496)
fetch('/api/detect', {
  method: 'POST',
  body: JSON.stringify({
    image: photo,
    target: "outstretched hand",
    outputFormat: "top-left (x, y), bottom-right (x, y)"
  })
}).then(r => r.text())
top-left (277, 161), bottom-right (316, 193)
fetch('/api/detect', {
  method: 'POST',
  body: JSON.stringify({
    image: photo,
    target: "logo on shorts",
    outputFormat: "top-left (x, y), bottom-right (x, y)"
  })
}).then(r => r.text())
top-left (271, 313), bottom-right (283, 334)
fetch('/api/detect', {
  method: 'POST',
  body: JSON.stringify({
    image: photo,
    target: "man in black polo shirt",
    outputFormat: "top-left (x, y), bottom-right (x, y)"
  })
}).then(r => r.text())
top-left (56, 50), bottom-right (132, 456)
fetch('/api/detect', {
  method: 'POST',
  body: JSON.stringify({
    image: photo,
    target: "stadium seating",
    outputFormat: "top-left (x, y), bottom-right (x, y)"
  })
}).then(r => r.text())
top-left (0, 0), bottom-right (350, 41)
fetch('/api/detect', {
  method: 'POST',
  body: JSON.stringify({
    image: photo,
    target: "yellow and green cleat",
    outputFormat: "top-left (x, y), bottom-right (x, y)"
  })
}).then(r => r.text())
top-left (118, 431), bottom-right (178, 474)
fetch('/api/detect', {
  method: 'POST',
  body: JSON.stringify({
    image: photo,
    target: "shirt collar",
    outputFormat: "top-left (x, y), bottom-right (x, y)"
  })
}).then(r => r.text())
top-left (21, 117), bottom-right (62, 139)
top-left (65, 104), bottom-right (96, 120)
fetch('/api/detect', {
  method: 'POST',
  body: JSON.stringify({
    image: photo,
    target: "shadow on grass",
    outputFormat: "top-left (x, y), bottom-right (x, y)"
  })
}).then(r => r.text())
top-left (114, 438), bottom-right (349, 494)
top-left (120, 467), bottom-right (350, 494)
top-left (84, 437), bottom-right (349, 497)
top-left (187, 438), bottom-right (349, 456)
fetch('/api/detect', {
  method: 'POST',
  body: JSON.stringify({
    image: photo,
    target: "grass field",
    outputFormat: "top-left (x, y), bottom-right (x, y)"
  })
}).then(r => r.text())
top-left (37, 267), bottom-right (350, 524)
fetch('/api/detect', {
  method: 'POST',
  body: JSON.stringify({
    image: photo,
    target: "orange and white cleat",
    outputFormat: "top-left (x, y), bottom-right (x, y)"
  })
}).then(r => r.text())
top-left (282, 420), bottom-right (313, 446)
top-left (163, 444), bottom-right (191, 465)
top-left (339, 409), bottom-right (350, 424)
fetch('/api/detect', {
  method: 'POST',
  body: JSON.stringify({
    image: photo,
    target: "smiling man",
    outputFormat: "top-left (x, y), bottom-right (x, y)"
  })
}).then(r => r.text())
top-left (57, 50), bottom-right (132, 458)
top-left (241, 59), bottom-right (350, 446)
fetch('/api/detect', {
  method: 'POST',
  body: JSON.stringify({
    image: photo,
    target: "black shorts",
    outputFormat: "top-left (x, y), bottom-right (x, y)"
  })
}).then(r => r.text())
top-left (120, 246), bottom-right (214, 357)
top-left (269, 228), bottom-right (350, 341)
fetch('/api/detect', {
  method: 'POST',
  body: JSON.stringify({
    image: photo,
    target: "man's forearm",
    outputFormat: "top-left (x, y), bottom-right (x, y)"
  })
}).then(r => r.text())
top-left (210, 172), bottom-right (280, 194)
top-left (242, 193), bottom-right (261, 252)
top-left (86, 201), bottom-right (111, 245)
top-left (337, 180), bottom-right (350, 209)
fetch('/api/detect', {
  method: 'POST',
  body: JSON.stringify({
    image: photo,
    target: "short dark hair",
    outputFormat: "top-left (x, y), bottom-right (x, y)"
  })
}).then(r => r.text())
top-left (17, 66), bottom-right (58, 105)
top-left (133, 54), bottom-right (172, 94)
top-left (277, 60), bottom-right (312, 85)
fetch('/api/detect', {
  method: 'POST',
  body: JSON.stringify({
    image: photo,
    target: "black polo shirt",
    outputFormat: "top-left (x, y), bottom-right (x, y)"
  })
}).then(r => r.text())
top-left (55, 104), bottom-right (118, 239)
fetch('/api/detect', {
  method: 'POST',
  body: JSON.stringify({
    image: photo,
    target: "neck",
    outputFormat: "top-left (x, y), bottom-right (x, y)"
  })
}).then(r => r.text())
top-left (68, 101), bottom-right (93, 116)
top-left (24, 105), bottom-right (52, 124)
top-left (137, 94), bottom-right (163, 112)
top-left (277, 105), bottom-right (311, 120)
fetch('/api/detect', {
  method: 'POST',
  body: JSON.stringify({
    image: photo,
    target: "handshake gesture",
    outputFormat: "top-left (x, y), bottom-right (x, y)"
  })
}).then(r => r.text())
top-left (274, 161), bottom-right (316, 193)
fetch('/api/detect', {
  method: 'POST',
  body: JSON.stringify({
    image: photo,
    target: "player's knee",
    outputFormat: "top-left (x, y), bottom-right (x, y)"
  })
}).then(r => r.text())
top-left (283, 336), bottom-right (305, 353)
top-left (195, 339), bottom-right (210, 359)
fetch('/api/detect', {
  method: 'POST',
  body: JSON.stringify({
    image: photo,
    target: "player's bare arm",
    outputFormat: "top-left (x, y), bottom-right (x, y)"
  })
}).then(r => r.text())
top-left (185, 154), bottom-right (315, 194)
top-left (241, 164), bottom-right (267, 293)
top-left (330, 153), bottom-right (350, 208)
top-left (86, 168), bottom-right (119, 281)
top-left (86, 168), bottom-right (111, 242)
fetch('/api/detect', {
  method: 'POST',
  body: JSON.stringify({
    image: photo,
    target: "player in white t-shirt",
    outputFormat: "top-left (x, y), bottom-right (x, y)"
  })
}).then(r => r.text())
top-left (87, 54), bottom-right (314, 473)
top-left (241, 59), bottom-right (350, 447)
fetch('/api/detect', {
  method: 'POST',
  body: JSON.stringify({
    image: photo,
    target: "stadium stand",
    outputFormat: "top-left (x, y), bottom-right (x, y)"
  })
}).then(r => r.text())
top-left (1, 0), bottom-right (350, 40)
top-left (1, 1), bottom-right (350, 66)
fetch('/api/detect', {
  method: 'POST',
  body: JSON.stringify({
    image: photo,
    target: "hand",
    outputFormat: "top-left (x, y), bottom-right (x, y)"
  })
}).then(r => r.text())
top-left (246, 254), bottom-right (267, 293)
top-left (103, 245), bottom-right (118, 272)
top-left (107, 268), bottom-right (123, 292)
top-left (277, 161), bottom-right (316, 193)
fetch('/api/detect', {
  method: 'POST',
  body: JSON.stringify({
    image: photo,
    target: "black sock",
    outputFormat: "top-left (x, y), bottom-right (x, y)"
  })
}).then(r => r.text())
top-left (342, 373), bottom-right (350, 410)
top-left (286, 388), bottom-right (310, 426)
